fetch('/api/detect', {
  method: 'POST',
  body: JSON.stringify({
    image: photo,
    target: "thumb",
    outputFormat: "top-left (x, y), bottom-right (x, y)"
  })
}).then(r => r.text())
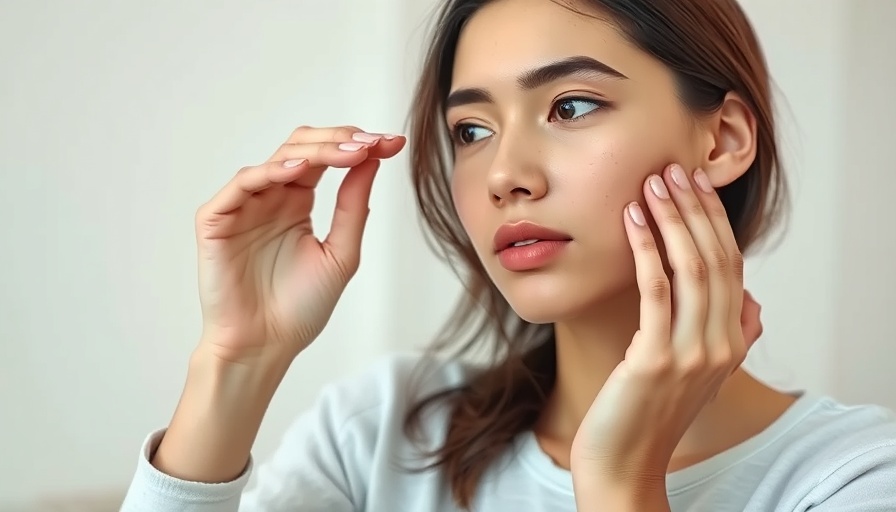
top-left (323, 158), bottom-right (381, 277)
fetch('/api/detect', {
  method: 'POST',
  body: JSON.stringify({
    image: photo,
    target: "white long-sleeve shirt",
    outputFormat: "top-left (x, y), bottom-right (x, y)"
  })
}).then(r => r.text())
top-left (120, 354), bottom-right (896, 511)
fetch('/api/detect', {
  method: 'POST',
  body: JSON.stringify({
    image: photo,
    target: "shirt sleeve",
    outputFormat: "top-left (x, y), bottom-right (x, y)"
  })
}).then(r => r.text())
top-left (118, 428), bottom-right (252, 512)
top-left (804, 443), bottom-right (896, 511)
top-left (120, 382), bottom-right (362, 512)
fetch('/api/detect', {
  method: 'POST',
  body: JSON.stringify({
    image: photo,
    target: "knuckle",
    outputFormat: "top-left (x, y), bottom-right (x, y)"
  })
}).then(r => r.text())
top-left (680, 349), bottom-right (707, 374)
top-left (666, 211), bottom-right (686, 225)
top-left (194, 205), bottom-right (209, 225)
top-left (686, 256), bottom-right (708, 283)
top-left (686, 200), bottom-right (705, 216)
top-left (277, 142), bottom-right (306, 158)
top-left (709, 203), bottom-right (727, 218)
top-left (707, 249), bottom-right (729, 274)
top-left (314, 142), bottom-right (332, 159)
top-left (653, 352), bottom-right (675, 372)
top-left (637, 352), bottom-right (675, 376)
top-left (291, 125), bottom-right (313, 138)
top-left (639, 236), bottom-right (658, 253)
top-left (709, 348), bottom-right (733, 370)
top-left (194, 204), bottom-right (220, 230)
top-left (647, 277), bottom-right (671, 302)
top-left (730, 251), bottom-right (745, 279)
top-left (333, 126), bottom-right (359, 140)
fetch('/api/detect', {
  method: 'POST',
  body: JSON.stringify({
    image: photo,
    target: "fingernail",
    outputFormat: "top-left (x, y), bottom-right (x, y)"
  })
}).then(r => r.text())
top-left (670, 164), bottom-right (690, 190)
top-left (338, 142), bottom-right (366, 152)
top-left (379, 133), bottom-right (401, 140)
top-left (283, 158), bottom-right (306, 168)
top-left (628, 202), bottom-right (646, 226)
top-left (694, 168), bottom-right (714, 193)
top-left (352, 132), bottom-right (381, 143)
top-left (649, 175), bottom-right (669, 199)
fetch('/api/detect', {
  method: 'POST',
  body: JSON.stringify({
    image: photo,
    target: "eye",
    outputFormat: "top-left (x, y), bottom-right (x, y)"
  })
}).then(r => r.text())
top-left (452, 124), bottom-right (494, 146)
top-left (550, 97), bottom-right (604, 122)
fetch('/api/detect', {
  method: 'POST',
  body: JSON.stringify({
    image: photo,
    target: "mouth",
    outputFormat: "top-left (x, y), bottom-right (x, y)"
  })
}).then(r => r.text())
top-left (493, 221), bottom-right (573, 253)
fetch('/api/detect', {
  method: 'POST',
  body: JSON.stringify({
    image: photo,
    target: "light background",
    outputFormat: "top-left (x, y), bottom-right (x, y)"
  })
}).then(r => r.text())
top-left (1, 0), bottom-right (894, 508)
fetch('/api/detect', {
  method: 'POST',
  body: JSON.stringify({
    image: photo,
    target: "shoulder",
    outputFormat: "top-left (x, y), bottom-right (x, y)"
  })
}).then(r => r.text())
top-left (777, 395), bottom-right (896, 507)
top-left (801, 396), bottom-right (896, 473)
top-left (794, 395), bottom-right (896, 463)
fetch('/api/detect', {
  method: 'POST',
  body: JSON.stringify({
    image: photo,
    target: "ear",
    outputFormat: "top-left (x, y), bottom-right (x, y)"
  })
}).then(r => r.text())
top-left (700, 92), bottom-right (757, 187)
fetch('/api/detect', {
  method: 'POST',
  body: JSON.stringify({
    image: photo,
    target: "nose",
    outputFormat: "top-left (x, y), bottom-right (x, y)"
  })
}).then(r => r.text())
top-left (486, 134), bottom-right (548, 207)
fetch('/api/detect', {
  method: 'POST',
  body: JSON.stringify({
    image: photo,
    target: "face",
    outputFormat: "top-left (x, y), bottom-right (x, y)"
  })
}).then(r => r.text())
top-left (447, 0), bottom-right (707, 324)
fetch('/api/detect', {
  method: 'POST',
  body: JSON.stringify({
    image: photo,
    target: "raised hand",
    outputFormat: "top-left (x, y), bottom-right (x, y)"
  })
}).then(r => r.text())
top-left (570, 163), bottom-right (755, 510)
top-left (194, 126), bottom-right (406, 366)
top-left (148, 127), bottom-right (406, 483)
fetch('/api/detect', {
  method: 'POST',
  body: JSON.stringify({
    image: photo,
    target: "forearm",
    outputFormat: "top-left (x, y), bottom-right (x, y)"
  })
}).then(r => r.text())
top-left (150, 347), bottom-right (291, 483)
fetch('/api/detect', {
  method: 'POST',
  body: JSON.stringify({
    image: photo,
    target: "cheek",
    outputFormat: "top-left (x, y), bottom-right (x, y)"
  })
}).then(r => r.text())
top-left (450, 172), bottom-right (466, 213)
top-left (450, 171), bottom-right (482, 239)
top-left (568, 123), bottom-right (691, 206)
top-left (552, 135), bottom-right (665, 213)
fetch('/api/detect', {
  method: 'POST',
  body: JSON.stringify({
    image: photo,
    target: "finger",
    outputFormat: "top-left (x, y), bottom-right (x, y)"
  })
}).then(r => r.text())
top-left (691, 168), bottom-right (746, 357)
top-left (273, 140), bottom-right (373, 171)
top-left (664, 164), bottom-right (731, 362)
top-left (624, 201), bottom-right (672, 345)
top-left (200, 159), bottom-right (310, 216)
top-left (643, 173), bottom-right (707, 354)
top-left (272, 139), bottom-right (406, 188)
top-left (271, 142), bottom-right (377, 188)
top-left (276, 125), bottom-right (366, 161)
top-left (284, 125), bottom-right (365, 145)
top-left (323, 158), bottom-right (382, 277)
top-left (276, 126), bottom-right (406, 161)
top-left (365, 135), bottom-right (407, 160)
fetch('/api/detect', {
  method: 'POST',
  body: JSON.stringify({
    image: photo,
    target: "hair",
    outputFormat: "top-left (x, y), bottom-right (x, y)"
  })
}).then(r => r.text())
top-left (402, 0), bottom-right (788, 508)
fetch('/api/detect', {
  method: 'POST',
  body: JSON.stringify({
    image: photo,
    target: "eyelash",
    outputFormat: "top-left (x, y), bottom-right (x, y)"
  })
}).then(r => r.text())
top-left (449, 96), bottom-right (609, 147)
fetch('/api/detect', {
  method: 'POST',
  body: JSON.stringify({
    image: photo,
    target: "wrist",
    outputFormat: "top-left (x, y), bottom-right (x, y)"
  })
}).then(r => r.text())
top-left (187, 344), bottom-right (292, 401)
top-left (149, 345), bottom-right (293, 483)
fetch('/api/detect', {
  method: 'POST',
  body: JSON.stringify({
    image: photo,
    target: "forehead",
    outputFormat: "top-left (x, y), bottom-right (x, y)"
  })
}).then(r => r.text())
top-left (451, 0), bottom-right (651, 88)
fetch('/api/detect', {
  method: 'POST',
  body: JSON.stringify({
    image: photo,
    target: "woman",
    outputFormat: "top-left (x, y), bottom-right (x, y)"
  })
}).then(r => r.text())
top-left (121, 0), bottom-right (896, 510)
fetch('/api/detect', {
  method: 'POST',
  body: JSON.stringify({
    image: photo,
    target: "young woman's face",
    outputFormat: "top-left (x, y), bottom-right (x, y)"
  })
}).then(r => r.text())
top-left (448, 0), bottom-right (708, 323)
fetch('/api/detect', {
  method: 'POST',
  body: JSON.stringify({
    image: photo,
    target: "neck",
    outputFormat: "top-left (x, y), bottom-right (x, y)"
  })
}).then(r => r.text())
top-left (535, 285), bottom-right (796, 471)
top-left (539, 285), bottom-right (640, 441)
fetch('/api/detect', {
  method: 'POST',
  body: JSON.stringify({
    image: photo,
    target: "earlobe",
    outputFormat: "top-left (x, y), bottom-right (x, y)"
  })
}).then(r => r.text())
top-left (702, 92), bottom-right (757, 187)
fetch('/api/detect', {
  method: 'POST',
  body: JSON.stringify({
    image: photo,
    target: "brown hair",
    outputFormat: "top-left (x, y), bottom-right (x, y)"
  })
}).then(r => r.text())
top-left (402, 0), bottom-right (788, 508)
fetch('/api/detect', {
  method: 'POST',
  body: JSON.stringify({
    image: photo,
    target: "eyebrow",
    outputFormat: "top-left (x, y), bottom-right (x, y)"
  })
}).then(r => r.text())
top-left (445, 55), bottom-right (627, 110)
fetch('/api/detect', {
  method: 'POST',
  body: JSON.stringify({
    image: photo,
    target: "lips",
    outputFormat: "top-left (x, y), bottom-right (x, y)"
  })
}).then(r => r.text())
top-left (493, 221), bottom-right (572, 252)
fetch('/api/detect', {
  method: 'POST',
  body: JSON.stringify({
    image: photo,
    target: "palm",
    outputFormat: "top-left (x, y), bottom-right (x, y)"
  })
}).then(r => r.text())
top-left (196, 185), bottom-right (322, 357)
top-left (190, 127), bottom-right (406, 365)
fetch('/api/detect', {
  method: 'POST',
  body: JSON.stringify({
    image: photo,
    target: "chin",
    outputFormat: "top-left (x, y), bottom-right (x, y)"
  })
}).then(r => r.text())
top-left (493, 267), bottom-right (637, 325)
top-left (493, 273), bottom-right (596, 324)
top-left (509, 303), bottom-right (573, 325)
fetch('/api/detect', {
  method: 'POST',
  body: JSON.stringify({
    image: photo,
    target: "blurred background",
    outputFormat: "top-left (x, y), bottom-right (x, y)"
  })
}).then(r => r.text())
top-left (1, 0), bottom-right (894, 509)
